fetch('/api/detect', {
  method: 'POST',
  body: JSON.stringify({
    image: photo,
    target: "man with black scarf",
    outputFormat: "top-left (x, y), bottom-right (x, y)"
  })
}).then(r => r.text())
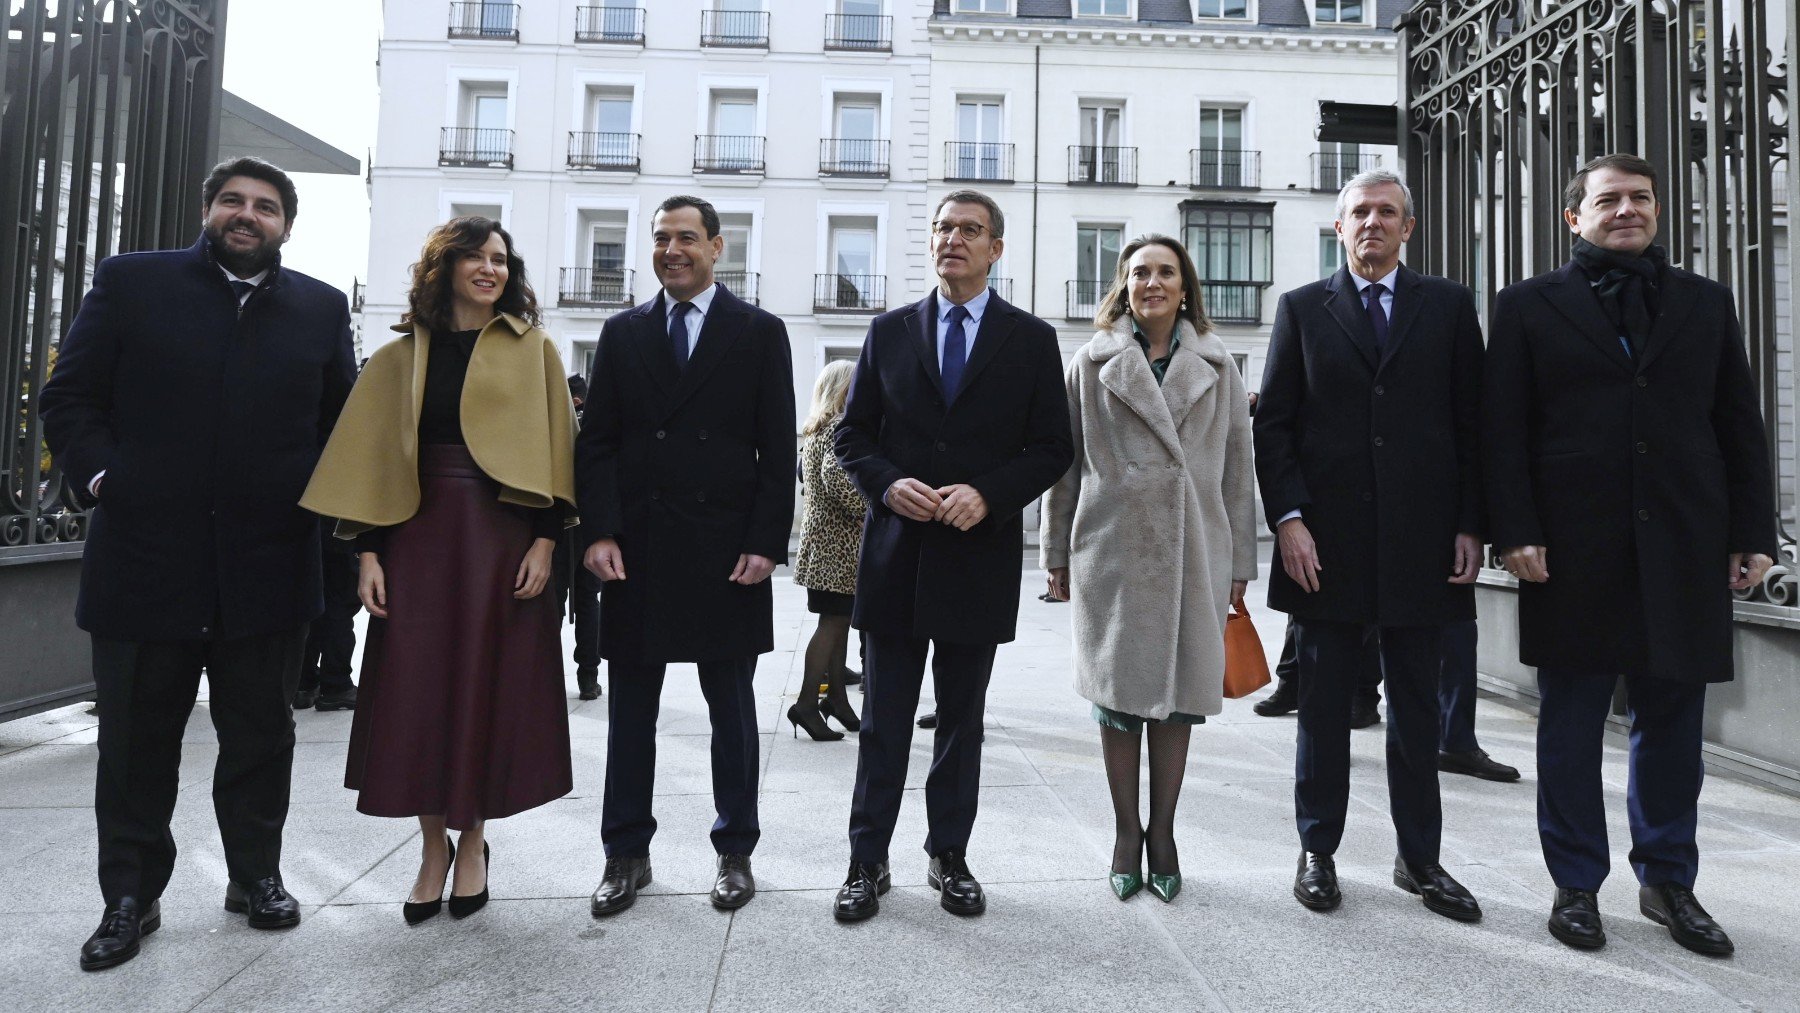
top-left (1483, 153), bottom-right (1775, 956)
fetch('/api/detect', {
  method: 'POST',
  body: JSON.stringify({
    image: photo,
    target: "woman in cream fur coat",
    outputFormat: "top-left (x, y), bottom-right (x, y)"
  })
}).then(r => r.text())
top-left (1041, 234), bottom-right (1258, 903)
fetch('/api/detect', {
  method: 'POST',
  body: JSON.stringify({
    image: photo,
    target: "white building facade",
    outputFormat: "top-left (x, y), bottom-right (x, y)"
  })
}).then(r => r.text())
top-left (364, 0), bottom-right (1406, 407)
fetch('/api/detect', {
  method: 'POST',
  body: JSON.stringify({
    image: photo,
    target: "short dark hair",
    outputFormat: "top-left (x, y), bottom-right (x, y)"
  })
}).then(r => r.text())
top-left (934, 189), bottom-right (1005, 239)
top-left (202, 156), bottom-right (298, 223)
top-left (654, 195), bottom-right (721, 238)
top-left (1563, 153), bottom-right (1659, 213)
top-left (567, 374), bottom-right (588, 401)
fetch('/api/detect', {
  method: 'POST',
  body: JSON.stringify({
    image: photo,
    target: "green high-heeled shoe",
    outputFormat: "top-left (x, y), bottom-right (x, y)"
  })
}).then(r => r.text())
top-left (1147, 870), bottom-right (1182, 903)
top-left (1109, 827), bottom-right (1145, 901)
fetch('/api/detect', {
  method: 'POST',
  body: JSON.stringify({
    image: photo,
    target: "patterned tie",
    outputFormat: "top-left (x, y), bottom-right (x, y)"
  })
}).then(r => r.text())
top-left (1365, 282), bottom-right (1390, 356)
top-left (668, 300), bottom-right (693, 369)
top-left (229, 279), bottom-right (257, 308)
top-left (942, 304), bottom-right (969, 399)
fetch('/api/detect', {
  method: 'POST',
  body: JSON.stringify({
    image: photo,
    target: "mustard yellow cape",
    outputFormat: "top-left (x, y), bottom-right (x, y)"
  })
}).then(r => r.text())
top-left (300, 313), bottom-right (578, 538)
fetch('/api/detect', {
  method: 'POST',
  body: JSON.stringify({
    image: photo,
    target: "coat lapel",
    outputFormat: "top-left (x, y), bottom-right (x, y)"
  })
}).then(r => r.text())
top-left (1323, 267), bottom-right (1379, 372)
top-left (665, 286), bottom-right (747, 414)
top-left (952, 294), bottom-right (1019, 403)
top-left (1637, 268), bottom-right (1698, 371)
top-left (906, 293), bottom-right (943, 396)
top-left (1158, 320), bottom-right (1219, 433)
top-left (629, 295), bottom-right (679, 394)
top-left (1539, 261), bottom-right (1634, 373)
top-left (1377, 264), bottom-right (1428, 370)
top-left (1095, 322), bottom-right (1184, 460)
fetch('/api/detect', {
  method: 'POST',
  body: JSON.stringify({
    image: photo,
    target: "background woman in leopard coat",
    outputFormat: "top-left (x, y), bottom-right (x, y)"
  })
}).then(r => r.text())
top-left (790, 360), bottom-right (865, 741)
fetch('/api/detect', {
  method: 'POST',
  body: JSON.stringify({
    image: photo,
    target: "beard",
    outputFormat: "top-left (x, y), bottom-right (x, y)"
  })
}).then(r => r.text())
top-left (205, 219), bottom-right (284, 276)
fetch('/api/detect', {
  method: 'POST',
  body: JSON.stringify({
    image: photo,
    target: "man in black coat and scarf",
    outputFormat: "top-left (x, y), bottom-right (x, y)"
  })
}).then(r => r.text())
top-left (1483, 153), bottom-right (1776, 956)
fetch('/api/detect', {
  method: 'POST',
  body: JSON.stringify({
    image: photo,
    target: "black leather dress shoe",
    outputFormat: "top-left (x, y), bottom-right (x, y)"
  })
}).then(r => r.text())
top-left (1393, 858), bottom-right (1481, 922)
top-left (833, 861), bottom-right (890, 922)
top-left (1640, 883), bottom-right (1734, 956)
top-left (1350, 700), bottom-right (1381, 730)
top-left (79, 898), bottom-right (159, 971)
top-left (1294, 851), bottom-right (1341, 911)
top-left (291, 687), bottom-right (318, 710)
top-left (590, 856), bottom-right (651, 917)
top-left (225, 876), bottom-right (301, 929)
top-left (576, 668), bottom-right (600, 701)
top-left (711, 854), bottom-right (755, 910)
top-left (1438, 748), bottom-right (1521, 782)
top-left (928, 851), bottom-right (986, 916)
top-left (314, 687), bottom-right (357, 712)
top-left (1252, 679), bottom-right (1297, 717)
top-left (1548, 887), bottom-right (1606, 949)
top-left (841, 667), bottom-right (862, 686)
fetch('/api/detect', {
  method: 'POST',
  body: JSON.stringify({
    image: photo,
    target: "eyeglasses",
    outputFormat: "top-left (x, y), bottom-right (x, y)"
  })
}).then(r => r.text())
top-left (931, 220), bottom-right (989, 241)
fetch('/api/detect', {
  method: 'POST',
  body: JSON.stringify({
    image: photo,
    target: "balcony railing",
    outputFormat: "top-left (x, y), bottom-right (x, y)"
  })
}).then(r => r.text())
top-left (1313, 151), bottom-right (1383, 192)
top-left (559, 268), bottom-right (635, 308)
top-left (1190, 148), bottom-right (1261, 190)
top-left (945, 142), bottom-right (1014, 183)
top-left (569, 132), bottom-right (640, 171)
top-left (820, 138), bottom-right (890, 178)
top-left (1199, 281), bottom-right (1263, 325)
top-left (448, 2), bottom-right (519, 40)
top-left (814, 273), bottom-right (885, 314)
top-left (701, 9), bottom-right (769, 47)
top-left (1069, 145), bottom-right (1137, 186)
top-left (440, 127), bottom-right (513, 168)
top-left (694, 135), bottom-right (766, 174)
top-left (1066, 279), bottom-right (1106, 321)
top-left (824, 13), bottom-right (892, 51)
top-left (987, 277), bottom-right (1013, 302)
top-left (575, 5), bottom-right (644, 43)
top-left (716, 270), bottom-right (760, 305)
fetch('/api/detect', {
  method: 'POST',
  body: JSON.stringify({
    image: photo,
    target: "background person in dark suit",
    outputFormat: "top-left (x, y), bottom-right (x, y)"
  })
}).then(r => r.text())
top-left (1254, 169), bottom-right (1485, 925)
top-left (293, 518), bottom-right (360, 712)
top-left (830, 190), bottom-right (1073, 922)
top-left (1483, 153), bottom-right (1775, 956)
top-left (580, 195), bottom-right (795, 917)
top-left (41, 157), bottom-right (356, 970)
top-left (554, 373), bottom-right (603, 701)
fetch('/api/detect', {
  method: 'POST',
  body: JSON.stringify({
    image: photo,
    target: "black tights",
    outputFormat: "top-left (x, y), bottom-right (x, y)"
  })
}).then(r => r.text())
top-left (1099, 722), bottom-right (1192, 875)
top-left (802, 614), bottom-right (853, 709)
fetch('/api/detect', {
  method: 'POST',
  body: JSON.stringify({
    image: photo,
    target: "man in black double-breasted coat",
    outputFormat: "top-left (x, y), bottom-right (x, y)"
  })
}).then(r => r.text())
top-left (580, 196), bottom-right (795, 917)
top-left (830, 191), bottom-right (1073, 922)
top-left (41, 158), bottom-right (355, 971)
top-left (1484, 154), bottom-right (1774, 956)
top-left (1254, 170), bottom-right (1486, 925)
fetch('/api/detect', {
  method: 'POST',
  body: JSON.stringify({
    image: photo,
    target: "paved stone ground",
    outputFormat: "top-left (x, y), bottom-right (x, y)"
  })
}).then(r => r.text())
top-left (3, 558), bottom-right (1799, 1012)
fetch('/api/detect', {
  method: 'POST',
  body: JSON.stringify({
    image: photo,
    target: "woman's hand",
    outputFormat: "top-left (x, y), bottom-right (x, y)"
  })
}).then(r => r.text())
top-left (358, 553), bottom-right (389, 618)
top-left (515, 537), bottom-right (556, 599)
top-left (1230, 580), bottom-right (1248, 609)
top-left (1047, 567), bottom-right (1070, 602)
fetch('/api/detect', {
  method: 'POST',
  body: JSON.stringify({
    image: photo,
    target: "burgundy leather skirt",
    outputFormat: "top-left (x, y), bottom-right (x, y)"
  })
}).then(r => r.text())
top-left (345, 444), bottom-right (572, 829)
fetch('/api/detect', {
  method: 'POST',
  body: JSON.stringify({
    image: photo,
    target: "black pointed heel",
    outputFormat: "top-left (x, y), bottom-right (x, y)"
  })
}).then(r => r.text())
top-left (821, 694), bottom-right (862, 732)
top-left (788, 702), bottom-right (845, 741)
top-left (448, 842), bottom-right (490, 919)
top-left (403, 836), bottom-right (455, 925)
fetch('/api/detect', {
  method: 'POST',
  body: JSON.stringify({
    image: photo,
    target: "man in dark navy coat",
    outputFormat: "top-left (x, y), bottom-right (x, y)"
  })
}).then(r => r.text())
top-left (580, 196), bottom-right (795, 918)
top-left (1254, 170), bottom-right (1486, 925)
top-left (41, 157), bottom-right (355, 970)
top-left (1484, 154), bottom-right (1775, 956)
top-left (830, 190), bottom-right (1073, 921)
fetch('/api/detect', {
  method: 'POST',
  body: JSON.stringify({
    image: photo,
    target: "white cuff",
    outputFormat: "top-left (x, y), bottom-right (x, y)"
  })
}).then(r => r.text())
top-left (1278, 508), bottom-right (1302, 525)
top-left (88, 470), bottom-right (105, 496)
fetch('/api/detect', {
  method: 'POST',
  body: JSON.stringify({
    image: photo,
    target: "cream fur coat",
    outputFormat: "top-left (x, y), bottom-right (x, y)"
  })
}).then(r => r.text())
top-left (1040, 316), bottom-right (1258, 719)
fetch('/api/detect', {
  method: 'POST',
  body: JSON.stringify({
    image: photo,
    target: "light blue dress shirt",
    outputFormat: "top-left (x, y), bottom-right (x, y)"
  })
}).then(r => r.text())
top-left (935, 286), bottom-right (991, 371)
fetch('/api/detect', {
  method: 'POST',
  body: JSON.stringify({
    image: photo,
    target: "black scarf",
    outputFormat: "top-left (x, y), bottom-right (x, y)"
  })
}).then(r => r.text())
top-left (1569, 237), bottom-right (1666, 357)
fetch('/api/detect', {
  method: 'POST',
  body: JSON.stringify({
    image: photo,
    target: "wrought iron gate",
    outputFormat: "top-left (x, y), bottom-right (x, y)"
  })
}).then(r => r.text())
top-left (1, 0), bottom-right (224, 557)
top-left (1399, 0), bottom-right (1797, 605)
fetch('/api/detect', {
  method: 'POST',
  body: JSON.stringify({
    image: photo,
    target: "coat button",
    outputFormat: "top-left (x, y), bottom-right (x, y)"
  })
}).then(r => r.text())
top-left (1637, 508), bottom-right (1649, 521)
top-left (697, 492), bottom-right (707, 503)
top-left (199, 626), bottom-right (210, 634)
top-left (651, 490), bottom-right (662, 500)
top-left (1636, 441), bottom-right (1648, 454)
top-left (1636, 376), bottom-right (1648, 388)
top-left (1373, 436), bottom-right (1384, 447)
top-left (935, 441), bottom-right (947, 452)
top-left (1374, 385), bottom-right (1385, 396)
top-left (698, 430), bottom-right (709, 440)
top-left (655, 430), bottom-right (666, 440)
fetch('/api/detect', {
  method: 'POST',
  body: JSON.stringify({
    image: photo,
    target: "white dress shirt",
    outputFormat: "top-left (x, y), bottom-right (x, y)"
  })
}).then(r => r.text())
top-left (935, 285), bottom-right (990, 371)
top-left (661, 281), bottom-right (719, 358)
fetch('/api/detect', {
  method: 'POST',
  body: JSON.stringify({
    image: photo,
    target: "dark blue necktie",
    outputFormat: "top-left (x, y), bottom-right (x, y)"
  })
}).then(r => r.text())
top-left (1365, 282), bottom-right (1390, 355)
top-left (668, 300), bottom-right (693, 369)
top-left (229, 279), bottom-right (256, 308)
top-left (942, 304), bottom-right (969, 399)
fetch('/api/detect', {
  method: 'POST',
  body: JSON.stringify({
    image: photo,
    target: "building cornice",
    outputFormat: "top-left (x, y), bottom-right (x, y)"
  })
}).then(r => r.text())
top-left (927, 19), bottom-right (1398, 54)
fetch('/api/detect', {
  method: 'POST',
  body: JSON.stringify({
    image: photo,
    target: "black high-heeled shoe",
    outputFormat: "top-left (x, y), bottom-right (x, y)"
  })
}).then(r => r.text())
top-left (788, 701), bottom-right (844, 741)
top-left (403, 836), bottom-right (455, 925)
top-left (820, 694), bottom-right (862, 732)
top-left (448, 841), bottom-right (490, 919)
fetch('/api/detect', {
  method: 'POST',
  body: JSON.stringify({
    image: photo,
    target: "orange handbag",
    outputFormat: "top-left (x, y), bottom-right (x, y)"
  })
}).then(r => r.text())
top-left (1223, 602), bottom-right (1272, 699)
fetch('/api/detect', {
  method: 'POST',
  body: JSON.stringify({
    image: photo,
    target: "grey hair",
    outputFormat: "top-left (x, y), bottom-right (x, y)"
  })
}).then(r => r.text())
top-left (1335, 169), bottom-right (1415, 222)
top-left (934, 189), bottom-right (1005, 239)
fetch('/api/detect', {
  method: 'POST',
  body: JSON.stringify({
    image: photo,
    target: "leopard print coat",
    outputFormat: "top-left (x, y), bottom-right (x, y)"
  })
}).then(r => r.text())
top-left (792, 421), bottom-right (865, 596)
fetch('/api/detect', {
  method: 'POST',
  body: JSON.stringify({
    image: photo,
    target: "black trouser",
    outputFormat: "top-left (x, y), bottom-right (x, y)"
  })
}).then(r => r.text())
top-left (1293, 620), bottom-right (1444, 865)
top-left (1278, 617), bottom-right (1480, 751)
top-left (92, 625), bottom-right (307, 905)
top-left (849, 634), bottom-right (997, 864)
top-left (571, 566), bottom-right (601, 674)
top-left (299, 544), bottom-right (359, 694)
top-left (601, 657), bottom-right (760, 857)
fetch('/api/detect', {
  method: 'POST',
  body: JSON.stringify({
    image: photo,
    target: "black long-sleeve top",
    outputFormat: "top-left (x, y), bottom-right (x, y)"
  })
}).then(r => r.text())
top-left (358, 328), bottom-right (562, 553)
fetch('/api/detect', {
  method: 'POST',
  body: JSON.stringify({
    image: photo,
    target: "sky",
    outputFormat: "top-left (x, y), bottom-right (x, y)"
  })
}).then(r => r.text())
top-left (221, 0), bottom-right (382, 296)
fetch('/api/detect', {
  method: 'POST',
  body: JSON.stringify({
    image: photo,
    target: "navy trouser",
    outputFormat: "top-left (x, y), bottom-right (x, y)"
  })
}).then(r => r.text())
top-left (1277, 617), bottom-right (1481, 753)
top-left (849, 634), bottom-right (997, 864)
top-left (299, 540), bottom-right (359, 694)
top-left (602, 657), bottom-right (760, 857)
top-left (1535, 668), bottom-right (1706, 891)
top-left (1294, 620), bottom-right (1444, 865)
